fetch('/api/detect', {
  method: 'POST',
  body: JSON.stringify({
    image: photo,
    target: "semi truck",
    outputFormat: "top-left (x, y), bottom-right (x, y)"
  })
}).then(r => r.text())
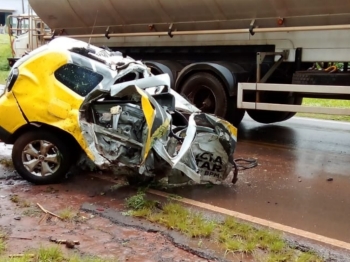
top-left (6, 6), bottom-right (50, 67)
top-left (10, 0), bottom-right (350, 126)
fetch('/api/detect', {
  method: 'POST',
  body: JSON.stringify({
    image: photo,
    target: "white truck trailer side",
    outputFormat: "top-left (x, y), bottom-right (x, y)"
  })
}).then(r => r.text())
top-left (11, 0), bottom-right (350, 125)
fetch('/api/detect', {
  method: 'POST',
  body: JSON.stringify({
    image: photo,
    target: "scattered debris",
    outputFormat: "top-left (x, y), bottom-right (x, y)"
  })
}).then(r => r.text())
top-left (9, 236), bottom-right (32, 240)
top-left (37, 203), bottom-right (63, 220)
top-left (49, 237), bottom-right (80, 249)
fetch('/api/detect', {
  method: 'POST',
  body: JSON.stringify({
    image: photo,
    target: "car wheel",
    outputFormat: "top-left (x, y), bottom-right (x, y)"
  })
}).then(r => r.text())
top-left (12, 130), bottom-right (73, 185)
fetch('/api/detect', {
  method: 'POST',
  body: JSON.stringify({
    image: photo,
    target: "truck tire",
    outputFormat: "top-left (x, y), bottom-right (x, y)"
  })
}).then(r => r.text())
top-left (12, 130), bottom-right (73, 185)
top-left (180, 72), bottom-right (227, 117)
top-left (293, 71), bottom-right (350, 86)
top-left (226, 97), bottom-right (245, 127)
top-left (247, 92), bottom-right (302, 124)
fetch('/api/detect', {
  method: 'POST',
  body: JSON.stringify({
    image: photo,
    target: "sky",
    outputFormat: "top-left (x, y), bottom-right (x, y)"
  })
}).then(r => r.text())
top-left (0, 0), bottom-right (29, 15)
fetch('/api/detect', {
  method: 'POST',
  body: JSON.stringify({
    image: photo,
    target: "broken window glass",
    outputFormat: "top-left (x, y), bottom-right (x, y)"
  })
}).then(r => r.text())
top-left (54, 64), bottom-right (103, 96)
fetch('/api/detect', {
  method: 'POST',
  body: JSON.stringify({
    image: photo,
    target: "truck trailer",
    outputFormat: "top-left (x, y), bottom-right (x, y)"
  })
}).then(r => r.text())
top-left (10, 0), bottom-right (350, 125)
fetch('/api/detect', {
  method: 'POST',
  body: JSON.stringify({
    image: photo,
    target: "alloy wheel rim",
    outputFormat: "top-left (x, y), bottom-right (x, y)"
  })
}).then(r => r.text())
top-left (21, 140), bottom-right (61, 177)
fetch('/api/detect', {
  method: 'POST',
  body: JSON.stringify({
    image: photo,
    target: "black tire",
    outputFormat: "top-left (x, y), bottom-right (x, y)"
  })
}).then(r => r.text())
top-left (180, 73), bottom-right (228, 118)
top-left (126, 175), bottom-right (154, 186)
top-left (247, 93), bottom-right (303, 124)
top-left (293, 71), bottom-right (350, 86)
top-left (281, 96), bottom-right (303, 121)
top-left (12, 130), bottom-right (73, 185)
top-left (226, 97), bottom-right (245, 127)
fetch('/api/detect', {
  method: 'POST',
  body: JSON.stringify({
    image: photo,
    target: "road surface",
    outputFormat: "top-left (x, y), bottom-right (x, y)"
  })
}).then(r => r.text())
top-left (166, 116), bottom-right (350, 243)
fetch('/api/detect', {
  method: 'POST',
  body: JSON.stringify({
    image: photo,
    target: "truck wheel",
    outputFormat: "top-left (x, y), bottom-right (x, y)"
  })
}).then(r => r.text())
top-left (226, 97), bottom-right (245, 127)
top-left (180, 73), bottom-right (227, 117)
top-left (247, 110), bottom-right (289, 124)
top-left (12, 130), bottom-right (73, 185)
top-left (247, 92), bottom-right (302, 124)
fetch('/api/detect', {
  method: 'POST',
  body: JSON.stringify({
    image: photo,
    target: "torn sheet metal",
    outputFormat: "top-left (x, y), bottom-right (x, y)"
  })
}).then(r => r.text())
top-left (0, 37), bottom-right (238, 185)
top-left (46, 38), bottom-right (238, 184)
top-left (79, 72), bottom-right (237, 184)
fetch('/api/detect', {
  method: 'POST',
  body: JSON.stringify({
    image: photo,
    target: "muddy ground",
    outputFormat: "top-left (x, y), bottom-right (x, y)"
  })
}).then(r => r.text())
top-left (1, 142), bottom-right (350, 262)
top-left (0, 143), bottom-right (217, 262)
top-left (0, 175), bottom-right (219, 262)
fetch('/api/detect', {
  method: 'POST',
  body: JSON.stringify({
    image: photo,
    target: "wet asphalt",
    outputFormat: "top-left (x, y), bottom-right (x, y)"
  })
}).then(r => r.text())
top-left (167, 116), bottom-right (350, 243)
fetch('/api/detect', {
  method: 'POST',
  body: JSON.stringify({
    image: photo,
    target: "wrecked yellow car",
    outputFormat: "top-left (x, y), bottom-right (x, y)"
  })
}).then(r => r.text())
top-left (0, 37), bottom-right (238, 185)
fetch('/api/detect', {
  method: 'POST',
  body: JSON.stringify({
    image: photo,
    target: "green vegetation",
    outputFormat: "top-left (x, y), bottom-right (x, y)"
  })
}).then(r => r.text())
top-left (0, 34), bottom-right (10, 84)
top-left (124, 191), bottom-right (323, 261)
top-left (9, 195), bottom-right (31, 208)
top-left (0, 244), bottom-right (114, 262)
top-left (58, 207), bottom-right (78, 222)
top-left (0, 231), bottom-right (5, 255)
top-left (298, 98), bottom-right (350, 122)
top-left (0, 71), bottom-right (8, 84)
top-left (0, 158), bottom-right (13, 168)
top-left (22, 206), bottom-right (42, 217)
top-left (0, 34), bottom-right (12, 72)
top-left (302, 98), bottom-right (350, 108)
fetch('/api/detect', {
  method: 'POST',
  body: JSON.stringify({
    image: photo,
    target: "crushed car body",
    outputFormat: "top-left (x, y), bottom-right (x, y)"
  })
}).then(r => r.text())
top-left (0, 37), bottom-right (238, 185)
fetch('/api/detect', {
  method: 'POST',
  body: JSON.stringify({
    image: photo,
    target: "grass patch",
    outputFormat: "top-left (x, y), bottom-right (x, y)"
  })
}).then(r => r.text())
top-left (9, 195), bottom-right (31, 208)
top-left (296, 251), bottom-right (324, 262)
top-left (58, 207), bottom-right (78, 222)
top-left (0, 231), bottom-right (6, 255)
top-left (124, 191), bottom-right (324, 261)
top-left (298, 98), bottom-right (350, 122)
top-left (0, 35), bottom-right (12, 72)
top-left (0, 245), bottom-right (114, 262)
top-left (302, 98), bottom-right (350, 108)
top-left (0, 159), bottom-right (13, 168)
top-left (0, 71), bottom-right (8, 85)
top-left (37, 245), bottom-right (64, 261)
top-left (22, 206), bottom-right (42, 217)
top-left (125, 191), bottom-right (159, 210)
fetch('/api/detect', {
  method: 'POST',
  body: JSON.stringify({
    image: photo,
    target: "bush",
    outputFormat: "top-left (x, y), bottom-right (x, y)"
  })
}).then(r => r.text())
top-left (0, 35), bottom-right (12, 71)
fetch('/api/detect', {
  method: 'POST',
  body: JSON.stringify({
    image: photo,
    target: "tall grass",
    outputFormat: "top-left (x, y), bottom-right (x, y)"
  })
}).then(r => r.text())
top-left (0, 34), bottom-right (12, 72)
top-left (0, 34), bottom-right (11, 84)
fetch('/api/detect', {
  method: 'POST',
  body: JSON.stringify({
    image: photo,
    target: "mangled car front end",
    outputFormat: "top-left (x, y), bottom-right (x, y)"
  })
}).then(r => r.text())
top-left (0, 37), bottom-right (238, 186)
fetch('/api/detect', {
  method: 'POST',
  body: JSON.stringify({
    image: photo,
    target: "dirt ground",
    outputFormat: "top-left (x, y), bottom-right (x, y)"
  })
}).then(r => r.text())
top-left (1, 142), bottom-right (350, 262)
top-left (0, 176), bottom-right (223, 262)
top-left (0, 143), bottom-right (222, 262)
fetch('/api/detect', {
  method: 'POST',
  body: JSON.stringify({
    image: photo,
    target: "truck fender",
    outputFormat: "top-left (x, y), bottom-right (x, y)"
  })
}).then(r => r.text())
top-left (175, 62), bottom-right (247, 96)
top-left (144, 61), bottom-right (183, 89)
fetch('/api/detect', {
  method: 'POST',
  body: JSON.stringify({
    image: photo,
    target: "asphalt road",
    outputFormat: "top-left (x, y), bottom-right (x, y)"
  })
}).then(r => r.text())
top-left (167, 115), bottom-right (350, 243)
